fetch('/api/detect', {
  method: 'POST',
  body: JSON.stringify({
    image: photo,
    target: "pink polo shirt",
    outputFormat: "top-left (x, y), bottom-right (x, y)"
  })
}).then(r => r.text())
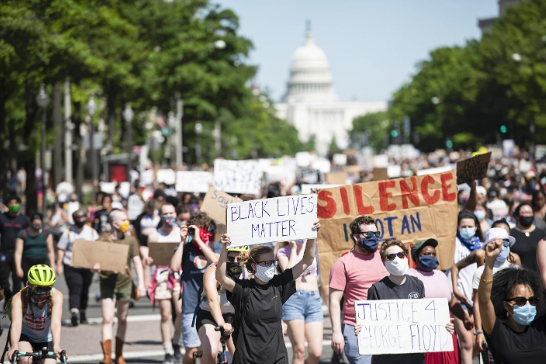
top-left (329, 250), bottom-right (388, 325)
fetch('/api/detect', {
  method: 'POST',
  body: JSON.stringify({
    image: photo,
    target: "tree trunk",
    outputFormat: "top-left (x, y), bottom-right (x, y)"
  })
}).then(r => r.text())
top-left (53, 82), bottom-right (63, 186)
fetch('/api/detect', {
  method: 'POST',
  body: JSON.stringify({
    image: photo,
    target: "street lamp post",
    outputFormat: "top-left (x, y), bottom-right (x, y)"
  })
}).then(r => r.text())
top-left (86, 97), bottom-right (97, 183)
top-left (123, 104), bottom-right (134, 182)
top-left (36, 85), bottom-right (49, 218)
top-left (195, 122), bottom-right (203, 166)
top-left (175, 93), bottom-right (183, 167)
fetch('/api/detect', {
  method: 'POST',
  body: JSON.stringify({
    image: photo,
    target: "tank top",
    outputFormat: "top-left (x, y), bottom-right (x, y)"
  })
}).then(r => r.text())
top-left (21, 288), bottom-right (54, 342)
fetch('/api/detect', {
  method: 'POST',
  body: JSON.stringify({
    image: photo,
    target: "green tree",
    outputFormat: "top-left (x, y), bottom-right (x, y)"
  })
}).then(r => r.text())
top-left (351, 111), bottom-right (390, 150)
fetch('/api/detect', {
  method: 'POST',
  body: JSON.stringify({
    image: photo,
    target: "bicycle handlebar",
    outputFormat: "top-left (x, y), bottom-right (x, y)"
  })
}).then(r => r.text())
top-left (10, 349), bottom-right (68, 363)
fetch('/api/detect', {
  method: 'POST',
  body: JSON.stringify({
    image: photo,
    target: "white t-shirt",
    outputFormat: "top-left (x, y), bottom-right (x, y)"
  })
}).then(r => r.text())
top-left (446, 237), bottom-right (481, 306)
top-left (57, 225), bottom-right (99, 265)
top-left (472, 259), bottom-right (517, 290)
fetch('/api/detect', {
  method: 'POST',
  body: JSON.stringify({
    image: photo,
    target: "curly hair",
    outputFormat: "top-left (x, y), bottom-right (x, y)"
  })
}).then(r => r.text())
top-left (491, 267), bottom-right (546, 319)
top-left (239, 245), bottom-right (273, 274)
top-left (187, 211), bottom-right (211, 229)
top-left (379, 239), bottom-right (409, 262)
top-left (350, 215), bottom-right (376, 235)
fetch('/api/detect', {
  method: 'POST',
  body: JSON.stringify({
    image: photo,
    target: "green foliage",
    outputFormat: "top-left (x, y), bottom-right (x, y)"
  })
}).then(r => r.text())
top-left (351, 111), bottom-right (390, 150)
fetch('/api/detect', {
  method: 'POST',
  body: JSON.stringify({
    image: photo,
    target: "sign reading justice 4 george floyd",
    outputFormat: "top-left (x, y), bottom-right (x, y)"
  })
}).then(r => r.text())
top-left (355, 298), bottom-right (453, 355)
top-left (226, 195), bottom-right (318, 247)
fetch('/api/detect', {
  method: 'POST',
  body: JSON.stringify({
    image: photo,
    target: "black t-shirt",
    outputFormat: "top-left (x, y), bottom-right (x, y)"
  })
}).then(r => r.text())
top-left (510, 228), bottom-right (546, 271)
top-left (485, 315), bottom-right (546, 364)
top-left (94, 209), bottom-right (111, 234)
top-left (227, 268), bottom-right (296, 364)
top-left (0, 213), bottom-right (30, 253)
top-left (367, 275), bottom-right (426, 364)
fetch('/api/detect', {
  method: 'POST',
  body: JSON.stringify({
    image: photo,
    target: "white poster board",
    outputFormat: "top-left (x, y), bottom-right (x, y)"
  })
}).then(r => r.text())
top-left (156, 169), bottom-right (176, 185)
top-left (355, 298), bottom-right (453, 355)
top-left (226, 195), bottom-right (318, 246)
top-left (214, 159), bottom-right (262, 195)
top-left (175, 171), bottom-right (212, 193)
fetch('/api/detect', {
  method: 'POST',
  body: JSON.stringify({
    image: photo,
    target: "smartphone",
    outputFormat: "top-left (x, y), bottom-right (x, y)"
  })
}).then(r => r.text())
top-left (188, 227), bottom-right (195, 235)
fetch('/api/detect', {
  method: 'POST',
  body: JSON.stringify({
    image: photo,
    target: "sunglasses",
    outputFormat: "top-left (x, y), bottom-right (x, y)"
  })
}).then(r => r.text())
top-left (504, 296), bottom-right (539, 307)
top-left (227, 256), bottom-right (242, 263)
top-left (358, 231), bottom-right (381, 238)
top-left (30, 286), bottom-right (51, 294)
top-left (386, 252), bottom-right (406, 261)
top-left (254, 259), bottom-right (278, 267)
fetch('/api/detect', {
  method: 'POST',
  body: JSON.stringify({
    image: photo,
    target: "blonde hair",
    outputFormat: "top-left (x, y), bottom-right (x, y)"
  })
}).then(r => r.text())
top-left (240, 245), bottom-right (274, 274)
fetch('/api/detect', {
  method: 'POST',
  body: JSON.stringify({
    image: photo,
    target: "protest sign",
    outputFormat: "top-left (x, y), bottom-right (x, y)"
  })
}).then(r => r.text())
top-left (355, 298), bottom-right (453, 355)
top-left (140, 170), bottom-right (155, 186)
top-left (295, 152), bottom-right (312, 167)
top-left (201, 186), bottom-right (237, 224)
top-left (127, 194), bottom-right (145, 221)
top-left (157, 169), bottom-right (176, 185)
top-left (311, 158), bottom-right (331, 173)
top-left (416, 165), bottom-right (456, 176)
top-left (214, 159), bottom-right (262, 195)
top-left (326, 172), bottom-right (347, 185)
top-left (456, 152), bottom-right (492, 185)
top-left (299, 169), bottom-right (321, 184)
top-left (148, 242), bottom-right (179, 266)
top-left (333, 154), bottom-right (347, 166)
top-left (175, 171), bottom-right (212, 193)
top-left (71, 239), bottom-right (129, 272)
top-left (372, 168), bottom-right (389, 181)
top-left (227, 195), bottom-right (318, 246)
top-left (317, 170), bottom-right (458, 284)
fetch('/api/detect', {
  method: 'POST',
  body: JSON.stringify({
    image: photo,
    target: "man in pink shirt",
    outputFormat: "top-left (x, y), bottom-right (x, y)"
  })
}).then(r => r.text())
top-left (329, 215), bottom-right (388, 364)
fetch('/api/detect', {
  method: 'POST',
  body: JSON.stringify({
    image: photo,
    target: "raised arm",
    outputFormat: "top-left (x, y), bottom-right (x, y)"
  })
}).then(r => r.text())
top-left (215, 235), bottom-right (235, 292)
top-left (537, 239), bottom-right (546, 287)
top-left (465, 180), bottom-right (478, 212)
top-left (451, 250), bottom-right (478, 306)
top-left (478, 239), bottom-right (502, 335)
top-left (189, 224), bottom-right (219, 264)
top-left (278, 241), bottom-right (299, 272)
top-left (292, 221), bottom-right (320, 280)
top-left (170, 225), bottom-right (188, 271)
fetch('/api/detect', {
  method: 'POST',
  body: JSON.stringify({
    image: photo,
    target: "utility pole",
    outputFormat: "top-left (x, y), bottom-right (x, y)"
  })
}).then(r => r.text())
top-left (175, 93), bottom-right (183, 167)
top-left (64, 78), bottom-right (73, 184)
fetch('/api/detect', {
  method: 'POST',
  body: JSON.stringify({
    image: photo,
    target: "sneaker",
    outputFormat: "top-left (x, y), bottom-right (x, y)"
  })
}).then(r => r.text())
top-left (80, 311), bottom-right (88, 324)
top-left (70, 311), bottom-right (79, 327)
top-left (163, 353), bottom-right (174, 364)
top-left (172, 343), bottom-right (182, 360)
top-left (331, 351), bottom-right (346, 364)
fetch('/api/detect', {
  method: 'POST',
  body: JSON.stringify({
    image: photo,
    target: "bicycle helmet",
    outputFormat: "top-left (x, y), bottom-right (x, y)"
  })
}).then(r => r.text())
top-left (228, 245), bottom-right (250, 253)
top-left (27, 264), bottom-right (56, 286)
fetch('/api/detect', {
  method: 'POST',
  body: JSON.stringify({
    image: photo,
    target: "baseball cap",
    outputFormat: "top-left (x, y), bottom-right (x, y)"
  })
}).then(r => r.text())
top-left (411, 238), bottom-right (438, 261)
top-left (476, 186), bottom-right (487, 196)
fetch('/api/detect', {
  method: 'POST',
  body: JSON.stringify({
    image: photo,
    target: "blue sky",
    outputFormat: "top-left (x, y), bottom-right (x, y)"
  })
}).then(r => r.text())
top-left (214, 0), bottom-right (498, 102)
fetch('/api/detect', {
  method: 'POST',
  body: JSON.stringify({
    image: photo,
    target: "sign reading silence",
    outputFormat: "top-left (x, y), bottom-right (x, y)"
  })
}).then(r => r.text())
top-left (227, 195), bottom-right (318, 247)
top-left (355, 298), bottom-right (453, 355)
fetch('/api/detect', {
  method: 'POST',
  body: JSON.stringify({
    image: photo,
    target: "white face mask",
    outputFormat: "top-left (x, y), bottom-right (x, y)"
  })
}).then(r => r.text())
top-left (254, 264), bottom-right (276, 283)
top-left (384, 256), bottom-right (409, 276)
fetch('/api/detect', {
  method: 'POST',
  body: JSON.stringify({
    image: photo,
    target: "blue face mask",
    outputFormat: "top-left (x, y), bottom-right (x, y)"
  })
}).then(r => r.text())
top-left (459, 227), bottom-right (476, 240)
top-left (474, 210), bottom-right (486, 221)
top-left (418, 256), bottom-right (439, 272)
top-left (358, 237), bottom-right (378, 253)
top-left (496, 246), bottom-right (510, 263)
top-left (511, 303), bottom-right (536, 326)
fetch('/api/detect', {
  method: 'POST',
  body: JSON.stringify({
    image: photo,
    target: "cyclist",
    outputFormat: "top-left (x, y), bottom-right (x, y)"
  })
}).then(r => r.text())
top-left (8, 264), bottom-right (64, 363)
top-left (195, 245), bottom-right (250, 364)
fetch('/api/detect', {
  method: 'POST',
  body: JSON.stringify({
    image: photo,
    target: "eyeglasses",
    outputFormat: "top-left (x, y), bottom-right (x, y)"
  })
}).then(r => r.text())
top-left (254, 259), bottom-right (278, 267)
top-left (358, 231), bottom-right (381, 238)
top-left (386, 252), bottom-right (406, 261)
top-left (504, 296), bottom-right (539, 307)
top-left (227, 256), bottom-right (242, 263)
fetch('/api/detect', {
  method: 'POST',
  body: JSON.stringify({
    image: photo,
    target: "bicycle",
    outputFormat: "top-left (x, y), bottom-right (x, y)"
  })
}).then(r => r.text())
top-left (193, 327), bottom-right (230, 364)
top-left (10, 348), bottom-right (67, 364)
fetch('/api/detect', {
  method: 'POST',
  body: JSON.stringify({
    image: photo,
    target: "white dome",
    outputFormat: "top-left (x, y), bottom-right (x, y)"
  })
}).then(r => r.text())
top-left (291, 33), bottom-right (330, 72)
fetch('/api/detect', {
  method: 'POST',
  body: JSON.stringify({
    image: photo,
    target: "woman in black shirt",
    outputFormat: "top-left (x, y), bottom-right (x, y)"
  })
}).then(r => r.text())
top-left (216, 221), bottom-right (319, 364)
top-left (478, 238), bottom-right (546, 363)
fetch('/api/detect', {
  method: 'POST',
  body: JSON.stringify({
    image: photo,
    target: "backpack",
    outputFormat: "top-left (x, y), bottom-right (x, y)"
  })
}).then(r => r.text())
top-left (4, 286), bottom-right (54, 321)
top-left (21, 228), bottom-right (50, 241)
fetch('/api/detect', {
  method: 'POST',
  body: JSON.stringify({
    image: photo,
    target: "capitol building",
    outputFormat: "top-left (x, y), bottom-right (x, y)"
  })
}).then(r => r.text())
top-left (275, 25), bottom-right (387, 156)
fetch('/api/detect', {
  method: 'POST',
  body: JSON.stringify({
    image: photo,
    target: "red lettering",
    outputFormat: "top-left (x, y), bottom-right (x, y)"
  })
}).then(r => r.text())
top-left (400, 177), bottom-right (420, 209)
top-left (317, 190), bottom-right (337, 219)
top-left (440, 172), bottom-right (456, 202)
top-left (378, 181), bottom-right (396, 211)
top-left (353, 185), bottom-right (374, 214)
top-left (421, 175), bottom-right (440, 205)
top-left (340, 187), bottom-right (351, 216)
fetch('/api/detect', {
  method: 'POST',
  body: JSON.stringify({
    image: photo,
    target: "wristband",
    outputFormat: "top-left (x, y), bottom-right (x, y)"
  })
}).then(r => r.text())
top-left (481, 278), bottom-right (494, 284)
top-left (474, 330), bottom-right (484, 336)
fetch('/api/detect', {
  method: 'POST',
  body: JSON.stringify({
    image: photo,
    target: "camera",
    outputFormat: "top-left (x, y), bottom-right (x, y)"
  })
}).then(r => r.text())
top-left (188, 227), bottom-right (195, 235)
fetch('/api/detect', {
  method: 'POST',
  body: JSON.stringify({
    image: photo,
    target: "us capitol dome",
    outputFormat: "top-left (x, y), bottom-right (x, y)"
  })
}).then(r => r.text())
top-left (275, 23), bottom-right (387, 156)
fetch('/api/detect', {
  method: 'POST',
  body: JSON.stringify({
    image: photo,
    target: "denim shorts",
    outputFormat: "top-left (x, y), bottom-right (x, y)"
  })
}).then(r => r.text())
top-left (182, 313), bottom-right (201, 348)
top-left (282, 289), bottom-right (323, 323)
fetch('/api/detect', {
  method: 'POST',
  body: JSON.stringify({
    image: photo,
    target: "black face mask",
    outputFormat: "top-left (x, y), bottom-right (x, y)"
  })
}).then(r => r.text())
top-left (519, 215), bottom-right (534, 228)
top-left (74, 220), bottom-right (86, 228)
top-left (31, 224), bottom-right (42, 231)
top-left (226, 262), bottom-right (243, 279)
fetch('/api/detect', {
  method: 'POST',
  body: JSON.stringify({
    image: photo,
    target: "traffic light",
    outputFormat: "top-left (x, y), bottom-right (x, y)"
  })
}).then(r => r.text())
top-left (391, 130), bottom-right (399, 138)
top-left (446, 140), bottom-right (453, 148)
top-left (500, 125), bottom-right (507, 134)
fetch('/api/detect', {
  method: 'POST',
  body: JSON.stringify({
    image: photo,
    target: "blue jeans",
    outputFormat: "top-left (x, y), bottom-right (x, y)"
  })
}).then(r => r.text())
top-left (282, 289), bottom-right (323, 323)
top-left (343, 323), bottom-right (371, 364)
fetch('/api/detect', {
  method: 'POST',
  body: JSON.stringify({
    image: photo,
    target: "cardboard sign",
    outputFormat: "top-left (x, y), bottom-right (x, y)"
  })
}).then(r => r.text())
top-left (372, 168), bottom-right (389, 181)
top-left (148, 242), bottom-right (179, 266)
top-left (456, 152), bottom-right (491, 184)
top-left (355, 298), bottom-right (453, 355)
top-left (214, 159), bottom-right (262, 195)
top-left (227, 195), bottom-right (318, 246)
top-left (326, 172), bottom-right (347, 185)
top-left (175, 171), bottom-right (212, 193)
top-left (317, 170), bottom-right (458, 284)
top-left (201, 186), bottom-right (237, 224)
top-left (71, 239), bottom-right (129, 273)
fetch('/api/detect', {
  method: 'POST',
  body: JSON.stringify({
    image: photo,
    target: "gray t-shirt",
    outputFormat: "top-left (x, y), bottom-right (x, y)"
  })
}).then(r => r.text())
top-left (57, 225), bottom-right (99, 265)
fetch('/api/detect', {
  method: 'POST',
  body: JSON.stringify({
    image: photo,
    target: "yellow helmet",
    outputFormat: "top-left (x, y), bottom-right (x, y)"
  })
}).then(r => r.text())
top-left (228, 245), bottom-right (250, 253)
top-left (27, 264), bottom-right (56, 286)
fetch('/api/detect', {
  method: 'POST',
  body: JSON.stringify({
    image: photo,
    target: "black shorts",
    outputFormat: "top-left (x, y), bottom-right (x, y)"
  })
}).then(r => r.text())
top-left (195, 308), bottom-right (235, 332)
top-left (19, 333), bottom-right (54, 351)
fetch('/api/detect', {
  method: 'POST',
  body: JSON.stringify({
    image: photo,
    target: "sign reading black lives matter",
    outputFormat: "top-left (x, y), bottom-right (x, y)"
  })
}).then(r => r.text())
top-left (226, 195), bottom-right (318, 246)
top-left (355, 298), bottom-right (453, 355)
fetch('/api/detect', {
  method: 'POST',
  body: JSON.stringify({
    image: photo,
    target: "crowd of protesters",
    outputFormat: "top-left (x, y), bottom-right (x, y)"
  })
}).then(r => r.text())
top-left (0, 147), bottom-right (545, 364)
